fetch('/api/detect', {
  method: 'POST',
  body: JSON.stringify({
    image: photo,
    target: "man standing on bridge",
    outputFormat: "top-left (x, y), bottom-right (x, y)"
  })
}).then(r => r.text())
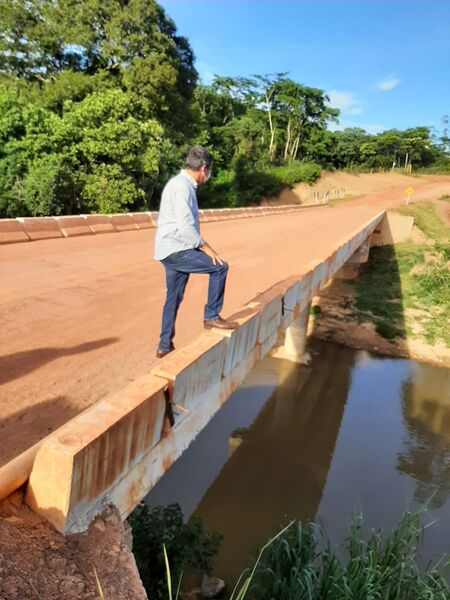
top-left (154, 145), bottom-right (237, 358)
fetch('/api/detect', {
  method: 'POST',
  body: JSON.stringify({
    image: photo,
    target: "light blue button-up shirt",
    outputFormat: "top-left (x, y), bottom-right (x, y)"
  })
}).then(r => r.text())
top-left (154, 171), bottom-right (204, 261)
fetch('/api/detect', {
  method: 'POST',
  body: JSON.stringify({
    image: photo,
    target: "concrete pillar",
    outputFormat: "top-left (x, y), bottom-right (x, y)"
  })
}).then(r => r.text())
top-left (272, 302), bottom-right (311, 364)
top-left (348, 238), bottom-right (370, 264)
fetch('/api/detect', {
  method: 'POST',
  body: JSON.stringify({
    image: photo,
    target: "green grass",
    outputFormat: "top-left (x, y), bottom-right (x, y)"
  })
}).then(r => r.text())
top-left (161, 509), bottom-right (449, 600)
top-left (352, 202), bottom-right (450, 346)
top-left (267, 161), bottom-right (321, 187)
top-left (398, 201), bottom-right (450, 243)
top-left (245, 509), bottom-right (449, 599)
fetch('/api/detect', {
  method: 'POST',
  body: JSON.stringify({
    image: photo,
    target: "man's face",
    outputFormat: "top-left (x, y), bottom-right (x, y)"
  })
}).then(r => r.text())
top-left (200, 163), bottom-right (212, 184)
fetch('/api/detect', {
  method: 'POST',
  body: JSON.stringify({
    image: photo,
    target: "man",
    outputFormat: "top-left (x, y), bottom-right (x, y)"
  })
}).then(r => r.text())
top-left (154, 145), bottom-right (237, 358)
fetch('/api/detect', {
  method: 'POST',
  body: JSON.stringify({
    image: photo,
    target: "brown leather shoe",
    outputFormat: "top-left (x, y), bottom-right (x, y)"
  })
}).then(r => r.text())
top-left (204, 316), bottom-right (238, 330)
top-left (156, 346), bottom-right (175, 358)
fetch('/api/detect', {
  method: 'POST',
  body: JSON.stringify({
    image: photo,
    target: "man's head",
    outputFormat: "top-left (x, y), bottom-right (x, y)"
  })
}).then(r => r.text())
top-left (185, 145), bottom-right (213, 185)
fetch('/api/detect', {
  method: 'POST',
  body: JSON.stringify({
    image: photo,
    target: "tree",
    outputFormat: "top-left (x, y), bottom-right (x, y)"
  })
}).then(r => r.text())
top-left (0, 0), bottom-right (195, 216)
top-left (327, 128), bottom-right (370, 168)
top-left (253, 73), bottom-right (287, 162)
top-left (273, 79), bottom-right (339, 163)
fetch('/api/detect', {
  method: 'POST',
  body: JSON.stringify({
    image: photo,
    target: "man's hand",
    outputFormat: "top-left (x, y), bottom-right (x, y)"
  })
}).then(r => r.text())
top-left (199, 242), bottom-right (224, 265)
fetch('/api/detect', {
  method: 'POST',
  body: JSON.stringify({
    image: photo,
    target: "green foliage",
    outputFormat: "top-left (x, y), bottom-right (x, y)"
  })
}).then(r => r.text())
top-left (0, 85), bottom-right (164, 215)
top-left (128, 503), bottom-right (222, 600)
top-left (198, 159), bottom-right (321, 207)
top-left (268, 161), bottom-right (321, 186)
top-left (245, 511), bottom-right (449, 599)
top-left (309, 126), bottom-right (448, 172)
top-left (17, 154), bottom-right (77, 216)
top-left (0, 0), bottom-right (449, 217)
top-left (82, 164), bottom-right (140, 213)
top-left (0, 0), bottom-right (196, 217)
top-left (399, 201), bottom-right (450, 244)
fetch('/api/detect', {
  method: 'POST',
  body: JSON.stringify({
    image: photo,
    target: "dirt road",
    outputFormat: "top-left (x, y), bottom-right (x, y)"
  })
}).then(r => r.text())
top-left (1, 175), bottom-right (449, 465)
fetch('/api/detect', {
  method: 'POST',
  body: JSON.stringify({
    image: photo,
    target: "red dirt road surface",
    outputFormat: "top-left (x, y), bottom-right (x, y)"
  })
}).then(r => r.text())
top-left (1, 175), bottom-right (449, 466)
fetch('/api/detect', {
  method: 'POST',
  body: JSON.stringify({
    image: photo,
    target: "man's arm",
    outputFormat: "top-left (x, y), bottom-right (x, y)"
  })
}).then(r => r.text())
top-left (198, 240), bottom-right (224, 265)
top-left (173, 187), bottom-right (204, 249)
top-left (173, 186), bottom-right (224, 265)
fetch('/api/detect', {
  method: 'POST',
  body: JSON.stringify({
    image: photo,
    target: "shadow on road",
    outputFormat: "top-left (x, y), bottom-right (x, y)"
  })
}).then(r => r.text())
top-left (0, 337), bottom-right (119, 385)
top-left (0, 396), bottom-right (83, 466)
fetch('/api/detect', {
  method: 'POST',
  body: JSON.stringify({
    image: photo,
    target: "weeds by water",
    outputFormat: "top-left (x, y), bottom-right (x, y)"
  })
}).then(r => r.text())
top-left (159, 509), bottom-right (449, 599)
top-left (353, 202), bottom-right (450, 346)
top-left (243, 510), bottom-right (449, 599)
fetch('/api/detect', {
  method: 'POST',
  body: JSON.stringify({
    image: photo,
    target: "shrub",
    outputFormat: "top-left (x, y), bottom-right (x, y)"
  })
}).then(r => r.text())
top-left (128, 503), bottom-right (222, 599)
top-left (82, 164), bottom-right (142, 214)
top-left (199, 158), bottom-right (321, 208)
top-left (268, 161), bottom-right (321, 186)
top-left (14, 154), bottom-right (78, 216)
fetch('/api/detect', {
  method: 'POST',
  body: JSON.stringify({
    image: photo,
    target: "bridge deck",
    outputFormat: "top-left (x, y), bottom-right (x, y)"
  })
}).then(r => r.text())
top-left (0, 180), bottom-right (445, 467)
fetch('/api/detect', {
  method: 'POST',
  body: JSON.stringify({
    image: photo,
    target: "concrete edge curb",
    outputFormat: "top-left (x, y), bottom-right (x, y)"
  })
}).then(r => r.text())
top-left (0, 203), bottom-right (328, 245)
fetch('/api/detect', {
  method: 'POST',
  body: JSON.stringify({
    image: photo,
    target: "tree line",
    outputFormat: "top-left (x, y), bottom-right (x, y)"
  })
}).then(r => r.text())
top-left (1, 0), bottom-right (449, 218)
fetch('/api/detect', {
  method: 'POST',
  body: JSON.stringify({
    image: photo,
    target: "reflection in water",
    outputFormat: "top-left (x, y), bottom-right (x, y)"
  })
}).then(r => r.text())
top-left (398, 364), bottom-right (450, 508)
top-left (145, 340), bottom-right (450, 585)
top-left (194, 342), bottom-right (355, 583)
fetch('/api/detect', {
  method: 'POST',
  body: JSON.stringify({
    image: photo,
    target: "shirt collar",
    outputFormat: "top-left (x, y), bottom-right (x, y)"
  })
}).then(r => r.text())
top-left (180, 170), bottom-right (198, 189)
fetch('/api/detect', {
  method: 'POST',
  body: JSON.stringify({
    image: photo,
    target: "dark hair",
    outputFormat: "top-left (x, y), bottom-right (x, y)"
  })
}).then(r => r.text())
top-left (185, 145), bottom-right (213, 171)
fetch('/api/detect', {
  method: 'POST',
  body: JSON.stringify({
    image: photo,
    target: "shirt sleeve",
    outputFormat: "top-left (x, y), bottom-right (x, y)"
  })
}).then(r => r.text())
top-left (173, 186), bottom-right (203, 248)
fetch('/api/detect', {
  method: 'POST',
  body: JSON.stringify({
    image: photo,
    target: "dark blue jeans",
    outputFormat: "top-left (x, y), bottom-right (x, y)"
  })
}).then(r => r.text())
top-left (158, 249), bottom-right (229, 351)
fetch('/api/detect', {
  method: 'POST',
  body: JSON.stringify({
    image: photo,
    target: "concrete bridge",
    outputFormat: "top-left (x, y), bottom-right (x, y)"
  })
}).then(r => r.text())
top-left (0, 184), bottom-right (426, 533)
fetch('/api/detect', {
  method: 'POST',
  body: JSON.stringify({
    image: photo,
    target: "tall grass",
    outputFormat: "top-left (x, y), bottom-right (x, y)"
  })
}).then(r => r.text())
top-left (161, 510), bottom-right (449, 600)
top-left (243, 510), bottom-right (449, 599)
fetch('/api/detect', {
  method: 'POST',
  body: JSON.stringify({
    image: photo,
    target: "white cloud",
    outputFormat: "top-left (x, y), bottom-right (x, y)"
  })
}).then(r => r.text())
top-left (348, 106), bottom-right (363, 115)
top-left (327, 90), bottom-right (363, 116)
top-left (377, 75), bottom-right (400, 91)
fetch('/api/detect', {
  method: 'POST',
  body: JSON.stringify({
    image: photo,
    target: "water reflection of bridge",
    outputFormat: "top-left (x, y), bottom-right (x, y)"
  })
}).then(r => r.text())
top-left (194, 342), bottom-right (356, 583)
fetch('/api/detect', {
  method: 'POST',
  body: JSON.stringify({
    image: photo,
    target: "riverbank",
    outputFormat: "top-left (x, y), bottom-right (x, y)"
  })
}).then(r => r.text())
top-left (312, 200), bottom-right (450, 367)
top-left (0, 491), bottom-right (146, 599)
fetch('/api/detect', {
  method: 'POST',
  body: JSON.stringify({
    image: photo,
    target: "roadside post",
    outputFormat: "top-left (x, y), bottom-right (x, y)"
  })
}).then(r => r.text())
top-left (405, 187), bottom-right (414, 204)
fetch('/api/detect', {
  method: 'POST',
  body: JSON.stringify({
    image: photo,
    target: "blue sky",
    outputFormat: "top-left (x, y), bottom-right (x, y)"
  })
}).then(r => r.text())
top-left (160, 0), bottom-right (450, 136)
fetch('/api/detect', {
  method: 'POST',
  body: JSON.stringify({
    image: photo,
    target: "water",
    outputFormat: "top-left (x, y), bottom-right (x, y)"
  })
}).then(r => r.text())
top-left (145, 338), bottom-right (450, 584)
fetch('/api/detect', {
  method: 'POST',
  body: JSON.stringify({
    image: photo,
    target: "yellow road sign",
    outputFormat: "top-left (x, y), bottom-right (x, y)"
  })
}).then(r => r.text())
top-left (405, 187), bottom-right (414, 196)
